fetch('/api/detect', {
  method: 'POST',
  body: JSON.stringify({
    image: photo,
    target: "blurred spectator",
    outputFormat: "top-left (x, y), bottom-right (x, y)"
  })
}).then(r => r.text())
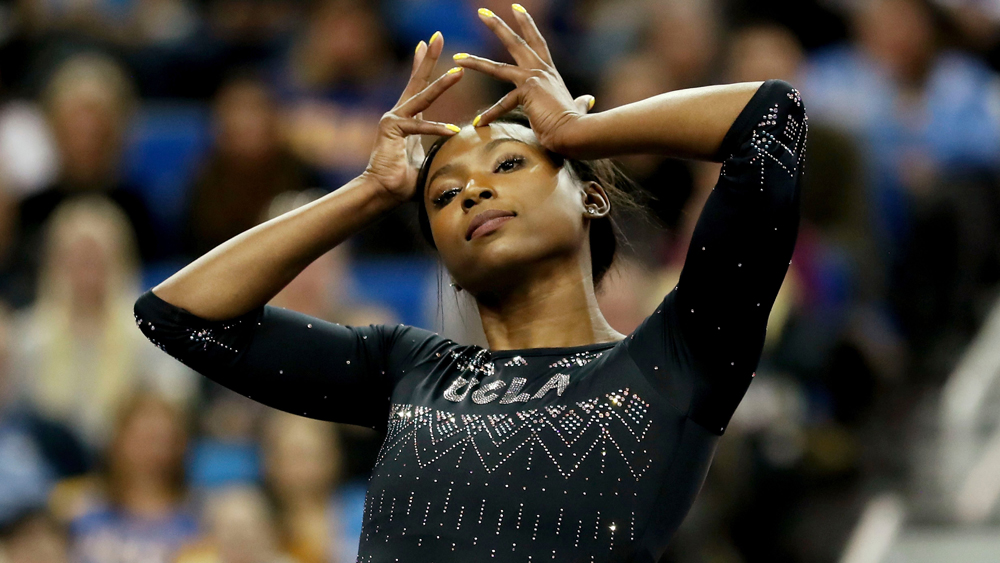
top-left (186, 392), bottom-right (266, 491)
top-left (0, 298), bottom-right (90, 525)
top-left (800, 0), bottom-right (1000, 376)
top-left (273, 0), bottom-right (401, 185)
top-left (181, 76), bottom-right (323, 259)
top-left (9, 195), bottom-right (196, 451)
top-left (0, 508), bottom-right (70, 563)
top-left (643, 0), bottom-right (724, 89)
top-left (22, 0), bottom-right (198, 46)
top-left (175, 485), bottom-right (297, 563)
top-left (261, 411), bottom-right (366, 563)
top-left (0, 101), bottom-right (58, 198)
top-left (16, 53), bottom-right (159, 288)
top-left (53, 392), bottom-right (199, 563)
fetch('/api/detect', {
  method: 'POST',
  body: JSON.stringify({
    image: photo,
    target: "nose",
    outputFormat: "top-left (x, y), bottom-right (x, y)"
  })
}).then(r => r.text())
top-left (462, 182), bottom-right (494, 210)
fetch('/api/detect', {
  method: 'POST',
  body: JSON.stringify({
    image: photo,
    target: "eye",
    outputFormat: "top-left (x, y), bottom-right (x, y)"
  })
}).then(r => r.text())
top-left (494, 155), bottom-right (525, 173)
top-left (433, 187), bottom-right (461, 207)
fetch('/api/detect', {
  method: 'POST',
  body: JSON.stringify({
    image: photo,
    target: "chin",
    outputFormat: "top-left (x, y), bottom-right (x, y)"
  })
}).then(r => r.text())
top-left (450, 246), bottom-right (529, 293)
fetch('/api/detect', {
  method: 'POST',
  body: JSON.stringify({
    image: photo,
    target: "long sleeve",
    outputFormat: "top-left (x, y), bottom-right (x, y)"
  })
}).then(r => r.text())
top-left (133, 290), bottom-right (445, 431)
top-left (625, 79), bottom-right (806, 434)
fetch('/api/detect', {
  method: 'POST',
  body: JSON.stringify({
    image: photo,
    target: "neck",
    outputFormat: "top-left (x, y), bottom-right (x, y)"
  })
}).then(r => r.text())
top-left (474, 256), bottom-right (626, 352)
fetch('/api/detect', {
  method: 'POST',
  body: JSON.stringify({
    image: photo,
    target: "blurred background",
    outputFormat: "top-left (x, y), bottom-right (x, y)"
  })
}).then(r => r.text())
top-left (0, 0), bottom-right (999, 561)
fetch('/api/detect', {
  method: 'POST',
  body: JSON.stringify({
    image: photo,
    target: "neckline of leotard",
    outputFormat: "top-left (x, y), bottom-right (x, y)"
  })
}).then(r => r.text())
top-left (486, 339), bottom-right (624, 358)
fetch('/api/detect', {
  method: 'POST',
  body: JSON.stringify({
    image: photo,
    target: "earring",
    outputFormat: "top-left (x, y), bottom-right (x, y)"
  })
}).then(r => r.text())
top-left (587, 208), bottom-right (597, 215)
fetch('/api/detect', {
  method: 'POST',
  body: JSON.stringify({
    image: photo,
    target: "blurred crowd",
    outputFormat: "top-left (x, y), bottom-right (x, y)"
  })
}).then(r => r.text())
top-left (0, 0), bottom-right (999, 562)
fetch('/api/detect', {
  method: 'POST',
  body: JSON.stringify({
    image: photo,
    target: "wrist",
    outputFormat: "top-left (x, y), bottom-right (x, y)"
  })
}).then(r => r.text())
top-left (552, 113), bottom-right (602, 160)
top-left (356, 172), bottom-right (410, 210)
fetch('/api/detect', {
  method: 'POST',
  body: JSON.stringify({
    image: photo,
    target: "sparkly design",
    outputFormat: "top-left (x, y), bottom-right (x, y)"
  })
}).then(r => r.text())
top-left (498, 377), bottom-right (531, 404)
top-left (443, 371), bottom-right (573, 405)
top-left (376, 389), bottom-right (652, 480)
top-left (471, 379), bottom-right (506, 404)
top-left (443, 376), bottom-right (479, 402)
top-left (548, 350), bottom-right (605, 369)
top-left (135, 314), bottom-right (243, 354)
top-left (744, 93), bottom-right (808, 187)
top-left (503, 355), bottom-right (528, 367)
top-left (449, 347), bottom-right (495, 379)
top-left (531, 373), bottom-right (570, 399)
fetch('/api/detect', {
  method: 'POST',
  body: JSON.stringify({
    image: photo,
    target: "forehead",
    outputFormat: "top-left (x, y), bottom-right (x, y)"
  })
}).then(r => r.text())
top-left (427, 122), bottom-right (540, 176)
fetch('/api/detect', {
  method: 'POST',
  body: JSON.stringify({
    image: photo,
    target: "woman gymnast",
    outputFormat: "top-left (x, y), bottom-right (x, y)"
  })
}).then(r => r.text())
top-left (134, 5), bottom-right (806, 561)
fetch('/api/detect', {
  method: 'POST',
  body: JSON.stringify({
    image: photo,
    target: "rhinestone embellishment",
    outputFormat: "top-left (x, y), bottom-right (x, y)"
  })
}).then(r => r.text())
top-left (377, 388), bottom-right (653, 480)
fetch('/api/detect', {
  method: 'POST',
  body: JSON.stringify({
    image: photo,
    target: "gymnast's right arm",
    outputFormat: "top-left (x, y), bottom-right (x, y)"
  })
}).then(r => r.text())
top-left (133, 36), bottom-right (464, 429)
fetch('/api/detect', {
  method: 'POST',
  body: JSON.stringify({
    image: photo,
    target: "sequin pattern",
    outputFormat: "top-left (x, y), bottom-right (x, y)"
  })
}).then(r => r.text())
top-left (359, 388), bottom-right (655, 561)
top-left (503, 355), bottom-right (528, 367)
top-left (377, 388), bottom-right (652, 479)
top-left (135, 312), bottom-right (243, 354)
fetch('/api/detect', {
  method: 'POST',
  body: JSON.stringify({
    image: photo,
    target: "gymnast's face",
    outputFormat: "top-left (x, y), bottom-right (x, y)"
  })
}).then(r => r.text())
top-left (423, 122), bottom-right (596, 297)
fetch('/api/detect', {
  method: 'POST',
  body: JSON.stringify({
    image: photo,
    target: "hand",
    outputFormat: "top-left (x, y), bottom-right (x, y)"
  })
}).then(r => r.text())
top-left (363, 33), bottom-right (464, 204)
top-left (452, 5), bottom-right (595, 154)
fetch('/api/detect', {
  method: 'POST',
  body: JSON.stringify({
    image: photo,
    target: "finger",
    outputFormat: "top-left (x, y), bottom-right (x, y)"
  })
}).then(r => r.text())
top-left (397, 32), bottom-right (445, 106)
top-left (411, 40), bottom-right (427, 76)
top-left (452, 52), bottom-right (526, 84)
top-left (473, 89), bottom-right (523, 127)
top-left (476, 8), bottom-right (543, 68)
top-left (395, 118), bottom-right (461, 137)
top-left (397, 66), bottom-right (465, 117)
top-left (574, 94), bottom-right (595, 113)
top-left (510, 4), bottom-right (554, 67)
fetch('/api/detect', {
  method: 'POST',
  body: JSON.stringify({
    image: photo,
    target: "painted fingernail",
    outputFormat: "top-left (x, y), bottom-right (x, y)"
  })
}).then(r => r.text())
top-left (447, 66), bottom-right (462, 75)
top-left (512, 3), bottom-right (526, 13)
top-left (588, 97), bottom-right (596, 110)
top-left (478, 7), bottom-right (494, 17)
top-left (415, 40), bottom-right (426, 55)
top-left (445, 124), bottom-right (461, 133)
top-left (472, 114), bottom-right (482, 127)
top-left (453, 52), bottom-right (470, 60)
top-left (429, 31), bottom-right (442, 44)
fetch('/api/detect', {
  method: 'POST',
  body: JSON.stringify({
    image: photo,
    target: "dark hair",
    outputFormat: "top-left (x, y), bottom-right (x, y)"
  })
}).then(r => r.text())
top-left (412, 107), bottom-right (657, 293)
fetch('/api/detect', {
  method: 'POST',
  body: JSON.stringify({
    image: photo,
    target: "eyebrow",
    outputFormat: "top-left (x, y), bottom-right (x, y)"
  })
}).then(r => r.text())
top-left (426, 137), bottom-right (531, 197)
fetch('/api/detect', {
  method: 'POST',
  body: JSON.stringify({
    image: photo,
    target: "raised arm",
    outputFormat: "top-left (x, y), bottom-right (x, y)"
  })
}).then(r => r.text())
top-left (133, 35), bottom-right (466, 429)
top-left (626, 80), bottom-right (806, 433)
top-left (453, 7), bottom-right (804, 433)
top-left (151, 36), bottom-right (464, 320)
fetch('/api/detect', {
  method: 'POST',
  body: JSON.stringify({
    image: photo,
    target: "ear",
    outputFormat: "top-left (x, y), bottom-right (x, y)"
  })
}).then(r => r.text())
top-left (581, 181), bottom-right (611, 218)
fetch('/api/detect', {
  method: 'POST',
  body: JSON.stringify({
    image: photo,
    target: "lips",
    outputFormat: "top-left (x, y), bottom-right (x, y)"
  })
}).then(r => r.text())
top-left (466, 209), bottom-right (517, 240)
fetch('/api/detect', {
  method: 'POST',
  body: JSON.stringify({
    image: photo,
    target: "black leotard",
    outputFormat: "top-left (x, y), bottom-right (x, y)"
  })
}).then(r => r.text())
top-left (134, 79), bottom-right (806, 563)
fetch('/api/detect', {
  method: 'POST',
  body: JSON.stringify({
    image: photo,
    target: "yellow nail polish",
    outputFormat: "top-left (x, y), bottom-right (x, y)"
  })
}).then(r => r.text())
top-left (429, 31), bottom-right (442, 44)
top-left (472, 114), bottom-right (482, 127)
top-left (445, 124), bottom-right (461, 133)
top-left (447, 66), bottom-right (462, 75)
top-left (478, 7), bottom-right (494, 17)
top-left (512, 3), bottom-right (526, 13)
top-left (588, 97), bottom-right (596, 110)
top-left (453, 52), bottom-right (470, 60)
top-left (415, 41), bottom-right (425, 54)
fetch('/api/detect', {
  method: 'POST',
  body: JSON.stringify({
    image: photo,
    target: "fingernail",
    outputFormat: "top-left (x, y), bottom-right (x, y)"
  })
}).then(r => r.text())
top-left (453, 52), bottom-right (470, 60)
top-left (512, 3), bottom-right (526, 13)
top-left (478, 7), bottom-right (494, 17)
top-left (588, 97), bottom-right (596, 110)
top-left (445, 124), bottom-right (461, 133)
top-left (429, 31), bottom-right (442, 44)
top-left (447, 66), bottom-right (462, 75)
top-left (472, 114), bottom-right (482, 127)
top-left (415, 40), bottom-right (425, 55)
